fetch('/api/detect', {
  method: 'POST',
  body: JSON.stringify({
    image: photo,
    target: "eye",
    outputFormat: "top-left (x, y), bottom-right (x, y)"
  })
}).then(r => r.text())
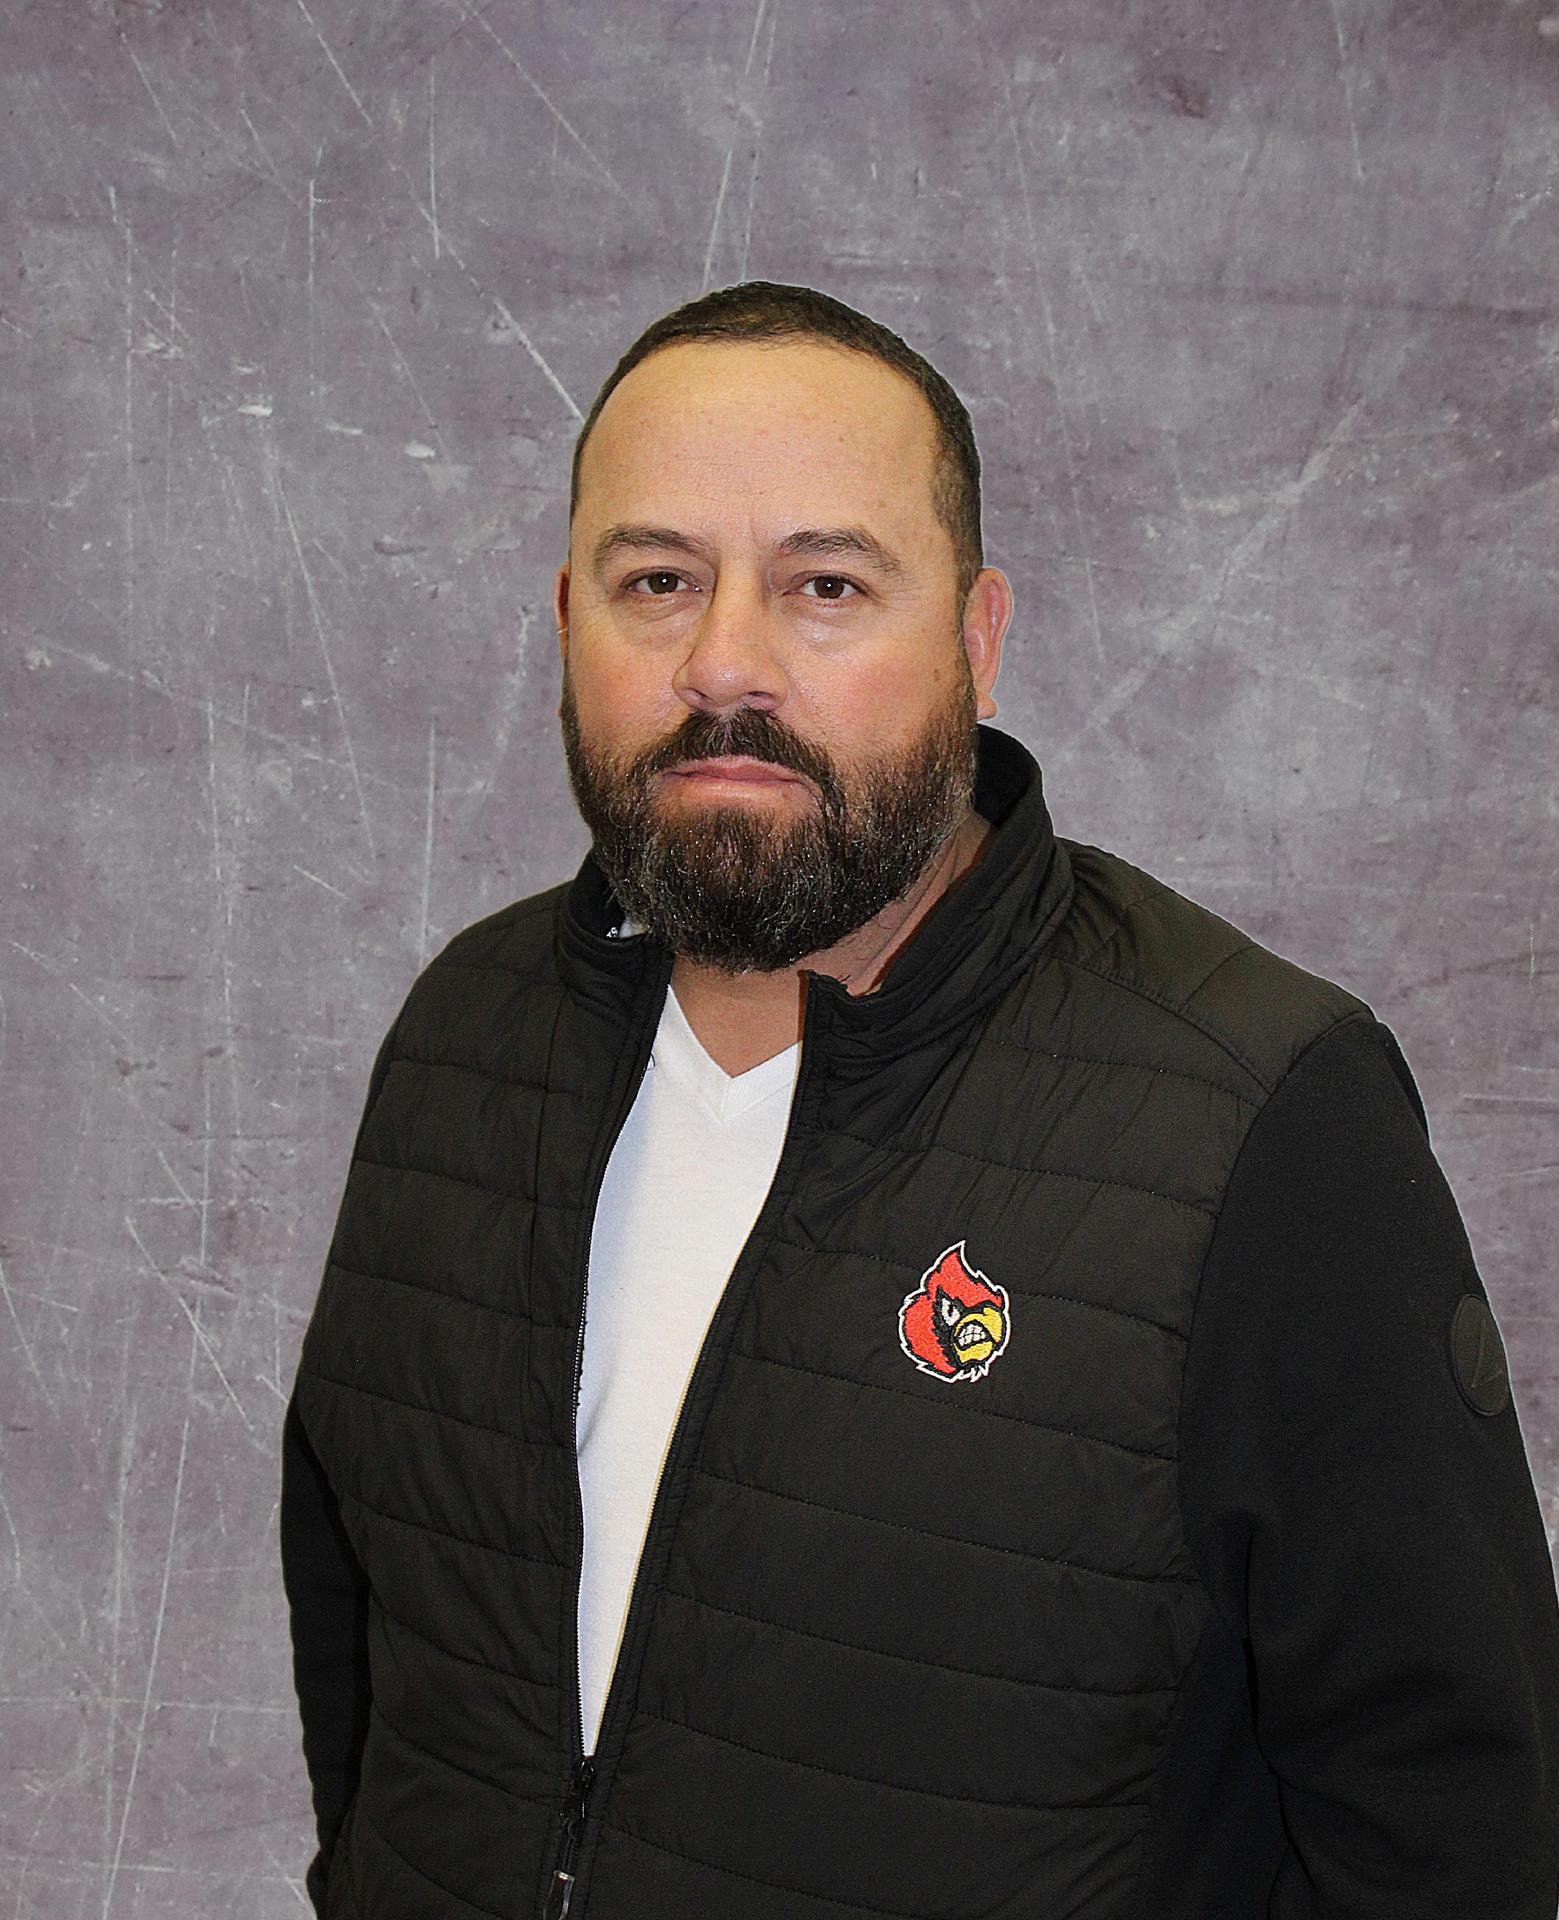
top-left (798, 574), bottom-right (862, 602)
top-left (623, 569), bottom-right (689, 596)
top-left (938, 1293), bottom-right (961, 1327)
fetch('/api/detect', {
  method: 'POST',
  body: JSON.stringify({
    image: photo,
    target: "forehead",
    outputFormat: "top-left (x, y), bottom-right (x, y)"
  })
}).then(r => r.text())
top-left (579, 338), bottom-right (940, 529)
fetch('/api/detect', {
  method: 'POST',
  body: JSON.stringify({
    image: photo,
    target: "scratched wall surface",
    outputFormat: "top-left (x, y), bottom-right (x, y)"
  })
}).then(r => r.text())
top-left (2, 0), bottom-right (1555, 1910)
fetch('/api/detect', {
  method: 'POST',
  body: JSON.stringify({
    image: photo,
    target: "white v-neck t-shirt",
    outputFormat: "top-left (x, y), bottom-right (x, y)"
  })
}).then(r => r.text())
top-left (575, 978), bottom-right (801, 1754)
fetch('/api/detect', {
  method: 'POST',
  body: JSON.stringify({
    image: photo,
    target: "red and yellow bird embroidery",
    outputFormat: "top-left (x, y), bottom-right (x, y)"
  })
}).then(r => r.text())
top-left (898, 1242), bottom-right (1010, 1383)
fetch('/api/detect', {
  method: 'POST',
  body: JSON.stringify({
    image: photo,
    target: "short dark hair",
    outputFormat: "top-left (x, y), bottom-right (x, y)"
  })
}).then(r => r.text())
top-left (568, 280), bottom-right (984, 613)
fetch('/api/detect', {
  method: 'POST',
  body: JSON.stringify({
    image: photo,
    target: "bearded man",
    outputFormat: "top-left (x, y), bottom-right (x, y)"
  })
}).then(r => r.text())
top-left (280, 281), bottom-right (1559, 1920)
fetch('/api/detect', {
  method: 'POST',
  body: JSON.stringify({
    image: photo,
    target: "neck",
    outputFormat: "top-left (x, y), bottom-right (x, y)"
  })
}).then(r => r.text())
top-left (669, 806), bottom-right (995, 1076)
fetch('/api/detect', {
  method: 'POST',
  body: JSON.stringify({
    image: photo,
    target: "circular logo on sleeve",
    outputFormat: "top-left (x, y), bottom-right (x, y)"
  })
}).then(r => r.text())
top-left (1448, 1294), bottom-right (1511, 1417)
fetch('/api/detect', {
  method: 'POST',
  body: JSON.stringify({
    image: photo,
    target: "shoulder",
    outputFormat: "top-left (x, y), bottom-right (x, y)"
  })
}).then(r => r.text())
top-left (1035, 838), bottom-right (1375, 1100)
top-left (423, 880), bottom-right (572, 980)
top-left (379, 880), bottom-right (573, 1073)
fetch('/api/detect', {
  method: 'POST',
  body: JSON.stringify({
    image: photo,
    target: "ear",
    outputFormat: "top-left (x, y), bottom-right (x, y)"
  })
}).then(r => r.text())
top-left (961, 568), bottom-right (1011, 721)
top-left (553, 563), bottom-right (570, 664)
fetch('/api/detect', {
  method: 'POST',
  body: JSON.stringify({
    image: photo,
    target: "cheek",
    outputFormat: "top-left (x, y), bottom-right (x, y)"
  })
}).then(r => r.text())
top-left (569, 656), bottom-right (673, 737)
top-left (802, 656), bottom-right (949, 747)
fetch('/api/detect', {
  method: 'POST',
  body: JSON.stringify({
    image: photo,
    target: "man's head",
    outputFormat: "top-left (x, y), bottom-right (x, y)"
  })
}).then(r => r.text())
top-left (553, 282), bottom-right (1013, 973)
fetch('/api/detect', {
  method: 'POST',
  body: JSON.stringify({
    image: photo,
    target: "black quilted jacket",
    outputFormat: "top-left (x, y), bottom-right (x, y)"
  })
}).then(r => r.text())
top-left (282, 724), bottom-right (1559, 1919)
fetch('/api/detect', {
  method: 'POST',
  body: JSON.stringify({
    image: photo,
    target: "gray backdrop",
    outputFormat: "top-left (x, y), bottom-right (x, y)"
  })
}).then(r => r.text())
top-left (3, 0), bottom-right (1555, 1911)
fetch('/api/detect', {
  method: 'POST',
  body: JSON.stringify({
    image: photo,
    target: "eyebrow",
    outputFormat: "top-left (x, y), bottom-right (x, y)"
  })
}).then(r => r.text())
top-left (590, 522), bottom-right (909, 583)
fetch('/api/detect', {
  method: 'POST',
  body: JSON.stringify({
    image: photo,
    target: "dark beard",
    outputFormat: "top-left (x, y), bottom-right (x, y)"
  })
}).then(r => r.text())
top-left (559, 670), bottom-right (979, 974)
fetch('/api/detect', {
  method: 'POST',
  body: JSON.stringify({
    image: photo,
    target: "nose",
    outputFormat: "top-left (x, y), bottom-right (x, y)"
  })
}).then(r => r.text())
top-left (670, 576), bottom-right (789, 718)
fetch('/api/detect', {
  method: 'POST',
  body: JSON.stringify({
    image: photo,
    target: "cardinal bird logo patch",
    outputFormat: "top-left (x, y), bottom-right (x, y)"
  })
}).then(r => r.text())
top-left (898, 1242), bottom-right (1010, 1383)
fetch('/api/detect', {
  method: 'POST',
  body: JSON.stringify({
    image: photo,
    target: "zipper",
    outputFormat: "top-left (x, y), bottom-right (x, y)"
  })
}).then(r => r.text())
top-left (543, 949), bottom-right (671, 1917)
top-left (541, 1755), bottom-right (595, 1919)
top-left (556, 971), bottom-right (835, 1916)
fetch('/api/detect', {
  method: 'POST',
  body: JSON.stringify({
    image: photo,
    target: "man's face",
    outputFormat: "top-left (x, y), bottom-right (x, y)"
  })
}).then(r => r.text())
top-left (554, 338), bottom-right (1008, 972)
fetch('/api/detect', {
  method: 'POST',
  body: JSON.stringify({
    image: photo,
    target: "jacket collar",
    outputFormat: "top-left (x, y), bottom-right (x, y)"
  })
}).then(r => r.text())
top-left (556, 724), bottom-right (1074, 1059)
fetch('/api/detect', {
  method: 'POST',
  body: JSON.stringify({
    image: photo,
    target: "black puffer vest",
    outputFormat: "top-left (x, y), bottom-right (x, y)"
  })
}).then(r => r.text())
top-left (294, 723), bottom-right (1369, 1919)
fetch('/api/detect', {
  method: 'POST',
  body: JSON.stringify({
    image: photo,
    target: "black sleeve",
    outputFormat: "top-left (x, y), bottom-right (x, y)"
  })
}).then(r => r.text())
top-left (279, 1014), bottom-right (402, 1911)
top-left (280, 1395), bottom-right (371, 1911)
top-left (1180, 1012), bottom-right (1559, 1919)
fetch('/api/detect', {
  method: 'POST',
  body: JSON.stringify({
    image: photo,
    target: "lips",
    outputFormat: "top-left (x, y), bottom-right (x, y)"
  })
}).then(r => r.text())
top-left (664, 756), bottom-right (809, 789)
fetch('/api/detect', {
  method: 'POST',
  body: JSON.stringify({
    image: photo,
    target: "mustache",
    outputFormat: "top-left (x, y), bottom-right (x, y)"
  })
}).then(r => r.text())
top-left (630, 707), bottom-right (841, 801)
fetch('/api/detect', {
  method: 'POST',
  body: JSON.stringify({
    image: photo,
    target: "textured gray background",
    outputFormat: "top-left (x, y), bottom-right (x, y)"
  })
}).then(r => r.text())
top-left (3, 0), bottom-right (1556, 1910)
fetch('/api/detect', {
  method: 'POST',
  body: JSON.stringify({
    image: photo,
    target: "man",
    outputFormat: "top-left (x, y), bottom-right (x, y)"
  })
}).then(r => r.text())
top-left (281, 280), bottom-right (1559, 1920)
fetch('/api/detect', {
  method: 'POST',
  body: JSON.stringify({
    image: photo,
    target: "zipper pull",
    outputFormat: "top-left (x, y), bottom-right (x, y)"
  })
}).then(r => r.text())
top-left (541, 1756), bottom-right (596, 1919)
